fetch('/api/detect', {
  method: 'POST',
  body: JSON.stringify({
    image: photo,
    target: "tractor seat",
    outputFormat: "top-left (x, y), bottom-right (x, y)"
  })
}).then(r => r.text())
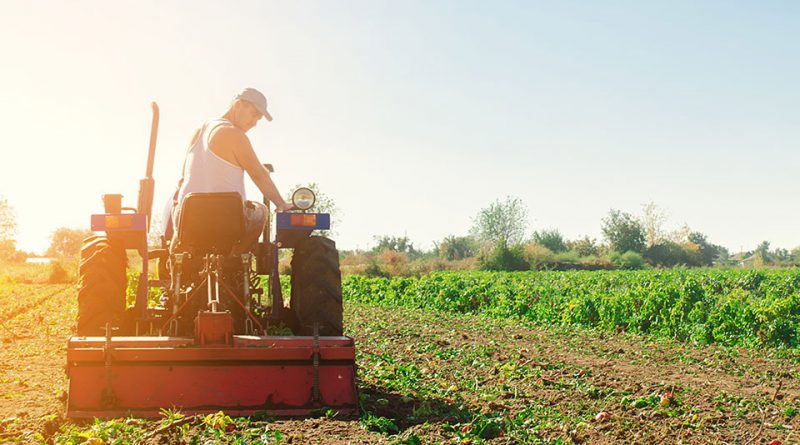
top-left (174, 192), bottom-right (245, 254)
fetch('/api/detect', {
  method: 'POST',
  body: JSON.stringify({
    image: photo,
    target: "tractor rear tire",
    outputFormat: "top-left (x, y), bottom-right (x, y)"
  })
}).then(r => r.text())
top-left (290, 236), bottom-right (343, 336)
top-left (76, 235), bottom-right (127, 336)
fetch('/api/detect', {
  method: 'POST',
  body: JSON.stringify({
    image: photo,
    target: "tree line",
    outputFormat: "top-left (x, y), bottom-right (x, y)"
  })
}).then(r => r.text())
top-left (1, 194), bottom-right (798, 273)
top-left (342, 196), bottom-right (800, 275)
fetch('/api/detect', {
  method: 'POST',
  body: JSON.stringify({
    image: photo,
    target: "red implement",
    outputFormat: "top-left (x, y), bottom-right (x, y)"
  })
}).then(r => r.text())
top-left (66, 334), bottom-right (358, 418)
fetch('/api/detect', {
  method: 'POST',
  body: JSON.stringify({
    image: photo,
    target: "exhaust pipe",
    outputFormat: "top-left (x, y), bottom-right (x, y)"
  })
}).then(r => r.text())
top-left (137, 102), bottom-right (160, 232)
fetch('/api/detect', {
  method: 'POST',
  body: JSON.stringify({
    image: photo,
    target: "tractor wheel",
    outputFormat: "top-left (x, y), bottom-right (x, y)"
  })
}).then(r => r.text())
top-left (76, 235), bottom-right (127, 336)
top-left (290, 236), bottom-right (343, 336)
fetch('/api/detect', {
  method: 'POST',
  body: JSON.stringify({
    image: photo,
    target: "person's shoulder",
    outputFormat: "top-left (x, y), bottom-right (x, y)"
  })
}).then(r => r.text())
top-left (209, 123), bottom-right (248, 145)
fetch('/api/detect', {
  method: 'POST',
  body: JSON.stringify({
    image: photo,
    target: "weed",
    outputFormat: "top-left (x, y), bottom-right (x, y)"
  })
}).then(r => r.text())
top-left (361, 413), bottom-right (399, 435)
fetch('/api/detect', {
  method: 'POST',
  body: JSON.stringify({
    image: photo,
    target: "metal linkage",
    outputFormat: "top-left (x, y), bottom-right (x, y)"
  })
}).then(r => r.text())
top-left (312, 322), bottom-right (320, 405)
top-left (101, 323), bottom-right (118, 409)
top-left (241, 253), bottom-right (251, 312)
top-left (205, 254), bottom-right (223, 313)
top-left (219, 281), bottom-right (265, 334)
top-left (172, 253), bottom-right (186, 317)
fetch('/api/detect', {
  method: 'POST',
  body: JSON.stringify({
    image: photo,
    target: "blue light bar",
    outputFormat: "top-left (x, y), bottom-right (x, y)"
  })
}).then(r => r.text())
top-left (91, 213), bottom-right (147, 232)
top-left (276, 213), bottom-right (330, 230)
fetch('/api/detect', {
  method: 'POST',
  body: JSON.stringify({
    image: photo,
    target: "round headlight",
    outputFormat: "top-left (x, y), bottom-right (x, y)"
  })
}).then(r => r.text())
top-left (291, 187), bottom-right (316, 211)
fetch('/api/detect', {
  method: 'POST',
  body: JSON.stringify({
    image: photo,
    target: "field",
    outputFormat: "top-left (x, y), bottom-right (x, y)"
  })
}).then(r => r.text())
top-left (0, 268), bottom-right (799, 444)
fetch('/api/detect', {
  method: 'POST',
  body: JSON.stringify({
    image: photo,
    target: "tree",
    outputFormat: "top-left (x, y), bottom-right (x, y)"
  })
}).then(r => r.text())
top-left (643, 241), bottom-right (701, 267)
top-left (531, 229), bottom-right (567, 253)
top-left (754, 240), bottom-right (771, 264)
top-left (601, 209), bottom-right (646, 254)
top-left (438, 235), bottom-right (477, 260)
top-left (0, 196), bottom-right (17, 260)
top-left (773, 247), bottom-right (792, 264)
top-left (479, 240), bottom-right (529, 271)
top-left (687, 231), bottom-right (729, 266)
top-left (640, 202), bottom-right (667, 247)
top-left (566, 236), bottom-right (599, 257)
top-left (372, 235), bottom-right (416, 255)
top-left (470, 196), bottom-right (528, 246)
top-left (47, 227), bottom-right (94, 258)
top-left (667, 223), bottom-right (692, 244)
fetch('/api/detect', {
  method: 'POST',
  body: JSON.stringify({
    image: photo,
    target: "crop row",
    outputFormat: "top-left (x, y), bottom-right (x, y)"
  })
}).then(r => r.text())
top-left (342, 269), bottom-right (800, 349)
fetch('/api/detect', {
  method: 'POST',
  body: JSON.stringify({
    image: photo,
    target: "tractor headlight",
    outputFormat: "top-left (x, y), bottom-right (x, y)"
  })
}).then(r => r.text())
top-left (291, 187), bottom-right (316, 211)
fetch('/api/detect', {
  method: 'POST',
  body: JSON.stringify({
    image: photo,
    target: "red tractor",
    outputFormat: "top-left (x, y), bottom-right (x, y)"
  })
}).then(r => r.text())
top-left (66, 103), bottom-right (357, 417)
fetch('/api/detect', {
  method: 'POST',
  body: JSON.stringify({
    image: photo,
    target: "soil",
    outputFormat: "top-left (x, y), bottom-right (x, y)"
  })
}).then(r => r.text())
top-left (1, 282), bottom-right (798, 444)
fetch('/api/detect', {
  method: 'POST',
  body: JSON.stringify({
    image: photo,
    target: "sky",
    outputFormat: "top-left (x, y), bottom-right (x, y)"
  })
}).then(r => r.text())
top-left (1, 1), bottom-right (798, 254)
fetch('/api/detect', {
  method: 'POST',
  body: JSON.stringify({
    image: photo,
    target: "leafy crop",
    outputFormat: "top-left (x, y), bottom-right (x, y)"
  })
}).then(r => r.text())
top-left (343, 269), bottom-right (800, 348)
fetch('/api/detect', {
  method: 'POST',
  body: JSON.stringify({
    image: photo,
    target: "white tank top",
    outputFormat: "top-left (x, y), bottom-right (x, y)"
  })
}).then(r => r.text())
top-left (177, 118), bottom-right (246, 204)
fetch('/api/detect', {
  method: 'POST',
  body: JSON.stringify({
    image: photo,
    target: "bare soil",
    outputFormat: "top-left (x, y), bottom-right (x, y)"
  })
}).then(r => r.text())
top-left (1, 282), bottom-right (798, 444)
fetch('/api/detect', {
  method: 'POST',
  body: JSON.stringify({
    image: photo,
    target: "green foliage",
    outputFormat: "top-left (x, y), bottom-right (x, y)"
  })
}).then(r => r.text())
top-left (608, 251), bottom-right (645, 270)
top-left (602, 209), bottom-right (646, 254)
top-left (126, 271), bottom-right (162, 307)
top-left (532, 229), bottom-right (567, 253)
top-left (755, 241), bottom-right (771, 263)
top-left (361, 413), bottom-right (399, 434)
top-left (566, 236), bottom-right (599, 257)
top-left (479, 240), bottom-right (529, 271)
top-left (54, 417), bottom-right (148, 444)
top-left (470, 196), bottom-right (528, 245)
top-left (438, 235), bottom-right (478, 260)
top-left (523, 242), bottom-right (555, 269)
top-left (372, 235), bottom-right (417, 255)
top-left (688, 231), bottom-right (729, 265)
top-left (644, 241), bottom-right (701, 267)
top-left (553, 250), bottom-right (581, 264)
top-left (342, 268), bottom-right (800, 349)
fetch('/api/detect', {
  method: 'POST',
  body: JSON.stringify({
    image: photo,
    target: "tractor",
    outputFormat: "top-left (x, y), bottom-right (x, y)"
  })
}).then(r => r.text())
top-left (66, 103), bottom-right (357, 417)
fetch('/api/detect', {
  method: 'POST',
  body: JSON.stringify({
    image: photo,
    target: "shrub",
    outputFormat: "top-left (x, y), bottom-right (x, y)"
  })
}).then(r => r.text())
top-left (47, 261), bottom-right (70, 283)
top-left (480, 241), bottom-right (529, 271)
top-left (380, 250), bottom-right (411, 276)
top-left (531, 229), bottom-right (567, 253)
top-left (554, 250), bottom-right (581, 264)
top-left (609, 251), bottom-right (645, 270)
top-left (644, 241), bottom-right (702, 267)
top-left (438, 235), bottom-right (478, 260)
top-left (523, 242), bottom-right (554, 269)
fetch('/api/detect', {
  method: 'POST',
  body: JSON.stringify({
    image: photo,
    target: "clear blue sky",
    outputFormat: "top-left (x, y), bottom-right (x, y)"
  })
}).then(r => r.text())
top-left (1, 1), bottom-right (798, 254)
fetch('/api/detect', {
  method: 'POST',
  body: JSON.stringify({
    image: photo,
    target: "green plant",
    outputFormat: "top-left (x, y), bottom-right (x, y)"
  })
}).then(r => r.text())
top-left (361, 413), bottom-right (399, 435)
top-left (342, 268), bottom-right (800, 348)
top-left (479, 240), bottom-right (529, 271)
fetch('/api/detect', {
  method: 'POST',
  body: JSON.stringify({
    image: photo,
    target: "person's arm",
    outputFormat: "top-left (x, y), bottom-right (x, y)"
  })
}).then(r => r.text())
top-left (212, 126), bottom-right (292, 211)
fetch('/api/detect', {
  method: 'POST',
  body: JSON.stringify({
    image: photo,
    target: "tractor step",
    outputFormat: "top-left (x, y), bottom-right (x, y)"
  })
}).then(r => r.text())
top-left (66, 335), bottom-right (358, 418)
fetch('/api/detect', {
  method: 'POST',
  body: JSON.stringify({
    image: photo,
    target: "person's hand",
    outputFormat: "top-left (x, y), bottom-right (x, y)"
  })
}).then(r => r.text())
top-left (276, 202), bottom-right (294, 212)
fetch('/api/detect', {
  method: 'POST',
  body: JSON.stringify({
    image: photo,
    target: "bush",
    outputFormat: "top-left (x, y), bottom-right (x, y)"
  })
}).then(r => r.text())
top-left (554, 250), bottom-right (581, 264)
top-left (609, 251), bottom-right (645, 270)
top-left (380, 250), bottom-right (411, 276)
top-left (47, 261), bottom-right (70, 283)
top-left (438, 235), bottom-right (478, 260)
top-left (531, 229), bottom-right (567, 253)
top-left (523, 243), bottom-right (554, 269)
top-left (479, 241), bottom-right (529, 271)
top-left (644, 242), bottom-right (702, 267)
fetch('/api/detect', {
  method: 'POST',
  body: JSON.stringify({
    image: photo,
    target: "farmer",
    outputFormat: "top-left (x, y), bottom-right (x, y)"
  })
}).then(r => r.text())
top-left (165, 87), bottom-right (292, 252)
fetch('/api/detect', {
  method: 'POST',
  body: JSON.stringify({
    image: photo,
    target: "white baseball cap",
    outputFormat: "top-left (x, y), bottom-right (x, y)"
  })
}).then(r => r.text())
top-left (235, 87), bottom-right (273, 121)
